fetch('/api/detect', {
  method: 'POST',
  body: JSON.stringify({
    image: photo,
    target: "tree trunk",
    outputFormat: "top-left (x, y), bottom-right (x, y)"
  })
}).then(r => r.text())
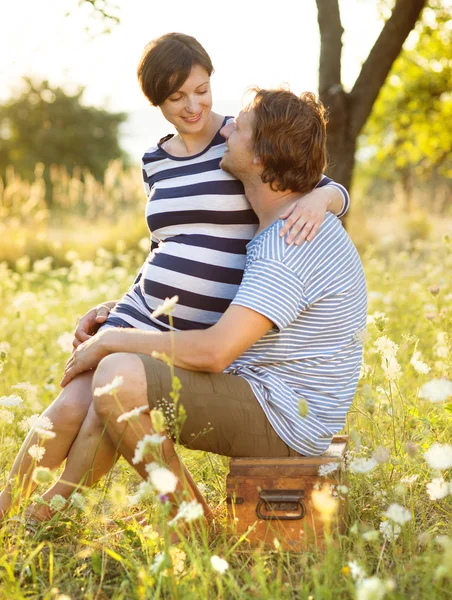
top-left (315, 0), bottom-right (428, 223)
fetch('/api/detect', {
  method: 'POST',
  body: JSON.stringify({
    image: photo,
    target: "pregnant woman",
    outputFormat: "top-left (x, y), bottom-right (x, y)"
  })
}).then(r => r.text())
top-left (0, 33), bottom-right (349, 521)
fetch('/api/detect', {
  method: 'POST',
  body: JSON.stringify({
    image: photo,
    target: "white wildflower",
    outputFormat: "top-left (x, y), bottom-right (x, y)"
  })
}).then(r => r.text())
top-left (28, 445), bottom-right (45, 462)
top-left (57, 332), bottom-right (73, 353)
top-left (426, 477), bottom-right (451, 501)
top-left (0, 395), bottom-right (23, 407)
top-left (12, 382), bottom-right (39, 404)
top-left (70, 492), bottom-right (86, 510)
top-left (32, 466), bottom-right (54, 485)
top-left (356, 576), bottom-right (389, 600)
top-left (151, 295), bottom-right (179, 318)
top-left (128, 481), bottom-right (155, 505)
top-left (117, 405), bottom-right (149, 423)
top-left (149, 552), bottom-right (166, 574)
top-left (384, 355), bottom-right (402, 381)
top-left (150, 548), bottom-right (186, 577)
top-left (49, 494), bottom-right (66, 511)
top-left (354, 328), bottom-right (369, 343)
top-left (410, 351), bottom-right (431, 375)
top-left (169, 500), bottom-right (204, 526)
top-left (318, 462), bottom-right (339, 477)
top-left (419, 379), bottom-right (452, 403)
top-left (210, 555), bottom-right (229, 574)
top-left (0, 341), bottom-right (11, 355)
top-left (168, 547), bottom-right (186, 576)
top-left (149, 466), bottom-right (178, 495)
top-left (374, 336), bottom-right (401, 381)
top-left (372, 446), bottom-right (390, 464)
top-left (424, 443), bottom-right (452, 470)
top-left (21, 414), bottom-right (54, 432)
top-left (401, 474), bottom-right (419, 485)
top-left (93, 375), bottom-right (124, 397)
top-left (379, 520), bottom-right (401, 542)
top-left (374, 336), bottom-right (398, 358)
top-left (434, 332), bottom-right (449, 359)
top-left (337, 485), bottom-right (349, 495)
top-left (362, 530), bottom-right (380, 542)
top-left (348, 560), bottom-right (366, 582)
top-left (349, 457), bottom-right (378, 474)
top-left (13, 292), bottom-right (37, 310)
top-left (132, 434), bottom-right (166, 464)
top-left (383, 503), bottom-right (411, 526)
top-left (0, 409), bottom-right (14, 424)
top-left (33, 256), bottom-right (53, 273)
top-left (35, 427), bottom-right (56, 439)
top-left (65, 250), bottom-right (79, 262)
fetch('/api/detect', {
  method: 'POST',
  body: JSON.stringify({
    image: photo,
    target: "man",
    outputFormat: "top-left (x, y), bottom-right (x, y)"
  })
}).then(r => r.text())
top-left (60, 88), bottom-right (367, 518)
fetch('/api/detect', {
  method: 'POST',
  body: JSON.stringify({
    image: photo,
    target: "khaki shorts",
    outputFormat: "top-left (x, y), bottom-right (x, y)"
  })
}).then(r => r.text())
top-left (137, 354), bottom-right (300, 458)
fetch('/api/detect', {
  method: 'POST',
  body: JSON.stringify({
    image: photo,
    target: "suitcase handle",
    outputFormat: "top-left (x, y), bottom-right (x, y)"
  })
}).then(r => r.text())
top-left (256, 489), bottom-right (306, 521)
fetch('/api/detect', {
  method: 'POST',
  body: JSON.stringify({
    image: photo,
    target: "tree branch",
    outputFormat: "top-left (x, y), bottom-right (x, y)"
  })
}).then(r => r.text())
top-left (316, 0), bottom-right (344, 99)
top-left (349, 0), bottom-right (427, 138)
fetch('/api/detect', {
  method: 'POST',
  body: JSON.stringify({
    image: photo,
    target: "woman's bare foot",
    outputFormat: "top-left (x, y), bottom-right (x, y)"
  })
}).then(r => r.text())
top-left (24, 501), bottom-right (58, 523)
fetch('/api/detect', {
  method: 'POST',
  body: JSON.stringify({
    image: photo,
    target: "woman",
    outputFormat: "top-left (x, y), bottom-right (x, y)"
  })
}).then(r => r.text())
top-left (0, 33), bottom-right (349, 521)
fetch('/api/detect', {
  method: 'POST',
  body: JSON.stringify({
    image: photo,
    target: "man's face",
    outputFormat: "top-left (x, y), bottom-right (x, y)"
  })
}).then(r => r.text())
top-left (220, 109), bottom-right (256, 179)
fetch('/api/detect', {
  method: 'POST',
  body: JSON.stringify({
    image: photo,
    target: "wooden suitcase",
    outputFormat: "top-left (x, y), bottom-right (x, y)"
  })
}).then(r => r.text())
top-left (226, 435), bottom-right (348, 551)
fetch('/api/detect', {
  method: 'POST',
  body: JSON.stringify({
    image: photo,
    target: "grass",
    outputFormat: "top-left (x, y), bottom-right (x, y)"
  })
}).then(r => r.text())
top-left (0, 166), bottom-right (451, 598)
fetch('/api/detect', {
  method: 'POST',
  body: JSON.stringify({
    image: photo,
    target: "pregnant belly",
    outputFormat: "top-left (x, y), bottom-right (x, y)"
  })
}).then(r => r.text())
top-left (139, 248), bottom-right (245, 330)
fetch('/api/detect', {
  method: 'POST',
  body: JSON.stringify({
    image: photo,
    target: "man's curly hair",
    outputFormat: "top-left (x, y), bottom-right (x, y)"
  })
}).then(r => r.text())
top-left (249, 89), bottom-right (328, 194)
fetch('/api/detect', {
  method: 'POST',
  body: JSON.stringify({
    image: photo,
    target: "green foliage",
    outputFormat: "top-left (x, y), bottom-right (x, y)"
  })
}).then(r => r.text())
top-left (0, 79), bottom-right (127, 184)
top-left (359, 3), bottom-right (452, 188)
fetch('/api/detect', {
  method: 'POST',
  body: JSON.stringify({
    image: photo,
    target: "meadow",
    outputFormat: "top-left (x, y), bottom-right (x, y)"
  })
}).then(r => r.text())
top-left (0, 164), bottom-right (451, 599)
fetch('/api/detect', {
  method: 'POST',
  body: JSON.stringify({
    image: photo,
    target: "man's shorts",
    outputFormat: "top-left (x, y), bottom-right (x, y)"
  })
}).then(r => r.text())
top-left (137, 354), bottom-right (300, 458)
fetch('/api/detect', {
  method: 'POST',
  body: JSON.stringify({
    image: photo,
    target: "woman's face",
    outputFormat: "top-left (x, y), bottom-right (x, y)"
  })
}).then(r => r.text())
top-left (159, 64), bottom-right (213, 134)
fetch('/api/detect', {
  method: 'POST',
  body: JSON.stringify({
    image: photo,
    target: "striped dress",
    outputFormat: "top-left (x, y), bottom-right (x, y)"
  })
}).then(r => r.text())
top-left (226, 214), bottom-right (367, 456)
top-left (104, 116), bottom-right (350, 332)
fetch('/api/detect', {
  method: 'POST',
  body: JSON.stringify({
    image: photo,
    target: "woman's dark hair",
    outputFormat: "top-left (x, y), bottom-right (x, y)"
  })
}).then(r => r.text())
top-left (137, 33), bottom-right (214, 106)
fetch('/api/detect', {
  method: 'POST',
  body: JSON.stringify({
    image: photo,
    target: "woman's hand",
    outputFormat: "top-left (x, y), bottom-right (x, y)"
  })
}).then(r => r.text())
top-left (73, 302), bottom-right (116, 349)
top-left (61, 331), bottom-right (111, 387)
top-left (279, 187), bottom-right (335, 245)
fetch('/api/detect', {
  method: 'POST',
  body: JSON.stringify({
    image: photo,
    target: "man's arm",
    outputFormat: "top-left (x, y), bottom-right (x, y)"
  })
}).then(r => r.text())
top-left (102, 305), bottom-right (273, 373)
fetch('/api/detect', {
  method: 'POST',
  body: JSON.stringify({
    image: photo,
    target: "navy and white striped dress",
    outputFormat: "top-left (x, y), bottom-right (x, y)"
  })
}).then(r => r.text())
top-left (226, 214), bottom-right (367, 456)
top-left (104, 117), bottom-right (350, 332)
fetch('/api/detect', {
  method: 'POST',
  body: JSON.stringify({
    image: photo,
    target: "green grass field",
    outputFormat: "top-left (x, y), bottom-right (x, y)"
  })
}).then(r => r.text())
top-left (0, 212), bottom-right (451, 599)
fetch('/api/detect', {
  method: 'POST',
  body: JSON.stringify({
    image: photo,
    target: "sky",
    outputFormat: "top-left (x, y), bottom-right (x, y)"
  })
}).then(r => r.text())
top-left (2, 0), bottom-right (385, 159)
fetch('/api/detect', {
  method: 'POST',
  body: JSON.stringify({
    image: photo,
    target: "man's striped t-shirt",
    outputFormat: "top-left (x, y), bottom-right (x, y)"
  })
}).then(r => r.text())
top-left (104, 117), bottom-right (350, 332)
top-left (225, 213), bottom-right (367, 456)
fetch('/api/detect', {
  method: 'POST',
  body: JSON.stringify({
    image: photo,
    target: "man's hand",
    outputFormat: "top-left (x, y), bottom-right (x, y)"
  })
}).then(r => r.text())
top-left (61, 330), bottom-right (111, 387)
top-left (73, 302), bottom-right (116, 349)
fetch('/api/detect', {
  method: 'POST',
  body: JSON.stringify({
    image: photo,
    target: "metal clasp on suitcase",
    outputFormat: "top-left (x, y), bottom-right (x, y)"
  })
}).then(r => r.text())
top-left (256, 489), bottom-right (306, 521)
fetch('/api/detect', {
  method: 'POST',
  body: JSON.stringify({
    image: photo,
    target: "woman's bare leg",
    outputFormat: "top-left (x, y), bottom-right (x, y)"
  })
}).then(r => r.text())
top-left (21, 353), bottom-right (211, 523)
top-left (25, 403), bottom-right (120, 520)
top-left (0, 371), bottom-right (94, 518)
top-left (92, 353), bottom-right (213, 520)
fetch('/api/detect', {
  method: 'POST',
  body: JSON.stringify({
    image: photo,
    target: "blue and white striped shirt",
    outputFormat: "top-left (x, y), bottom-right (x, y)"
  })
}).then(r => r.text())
top-left (104, 117), bottom-right (350, 332)
top-left (225, 213), bottom-right (367, 456)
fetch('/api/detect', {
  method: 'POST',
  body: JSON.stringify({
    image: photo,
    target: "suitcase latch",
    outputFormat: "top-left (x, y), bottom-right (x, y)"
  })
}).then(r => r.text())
top-left (256, 489), bottom-right (306, 521)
